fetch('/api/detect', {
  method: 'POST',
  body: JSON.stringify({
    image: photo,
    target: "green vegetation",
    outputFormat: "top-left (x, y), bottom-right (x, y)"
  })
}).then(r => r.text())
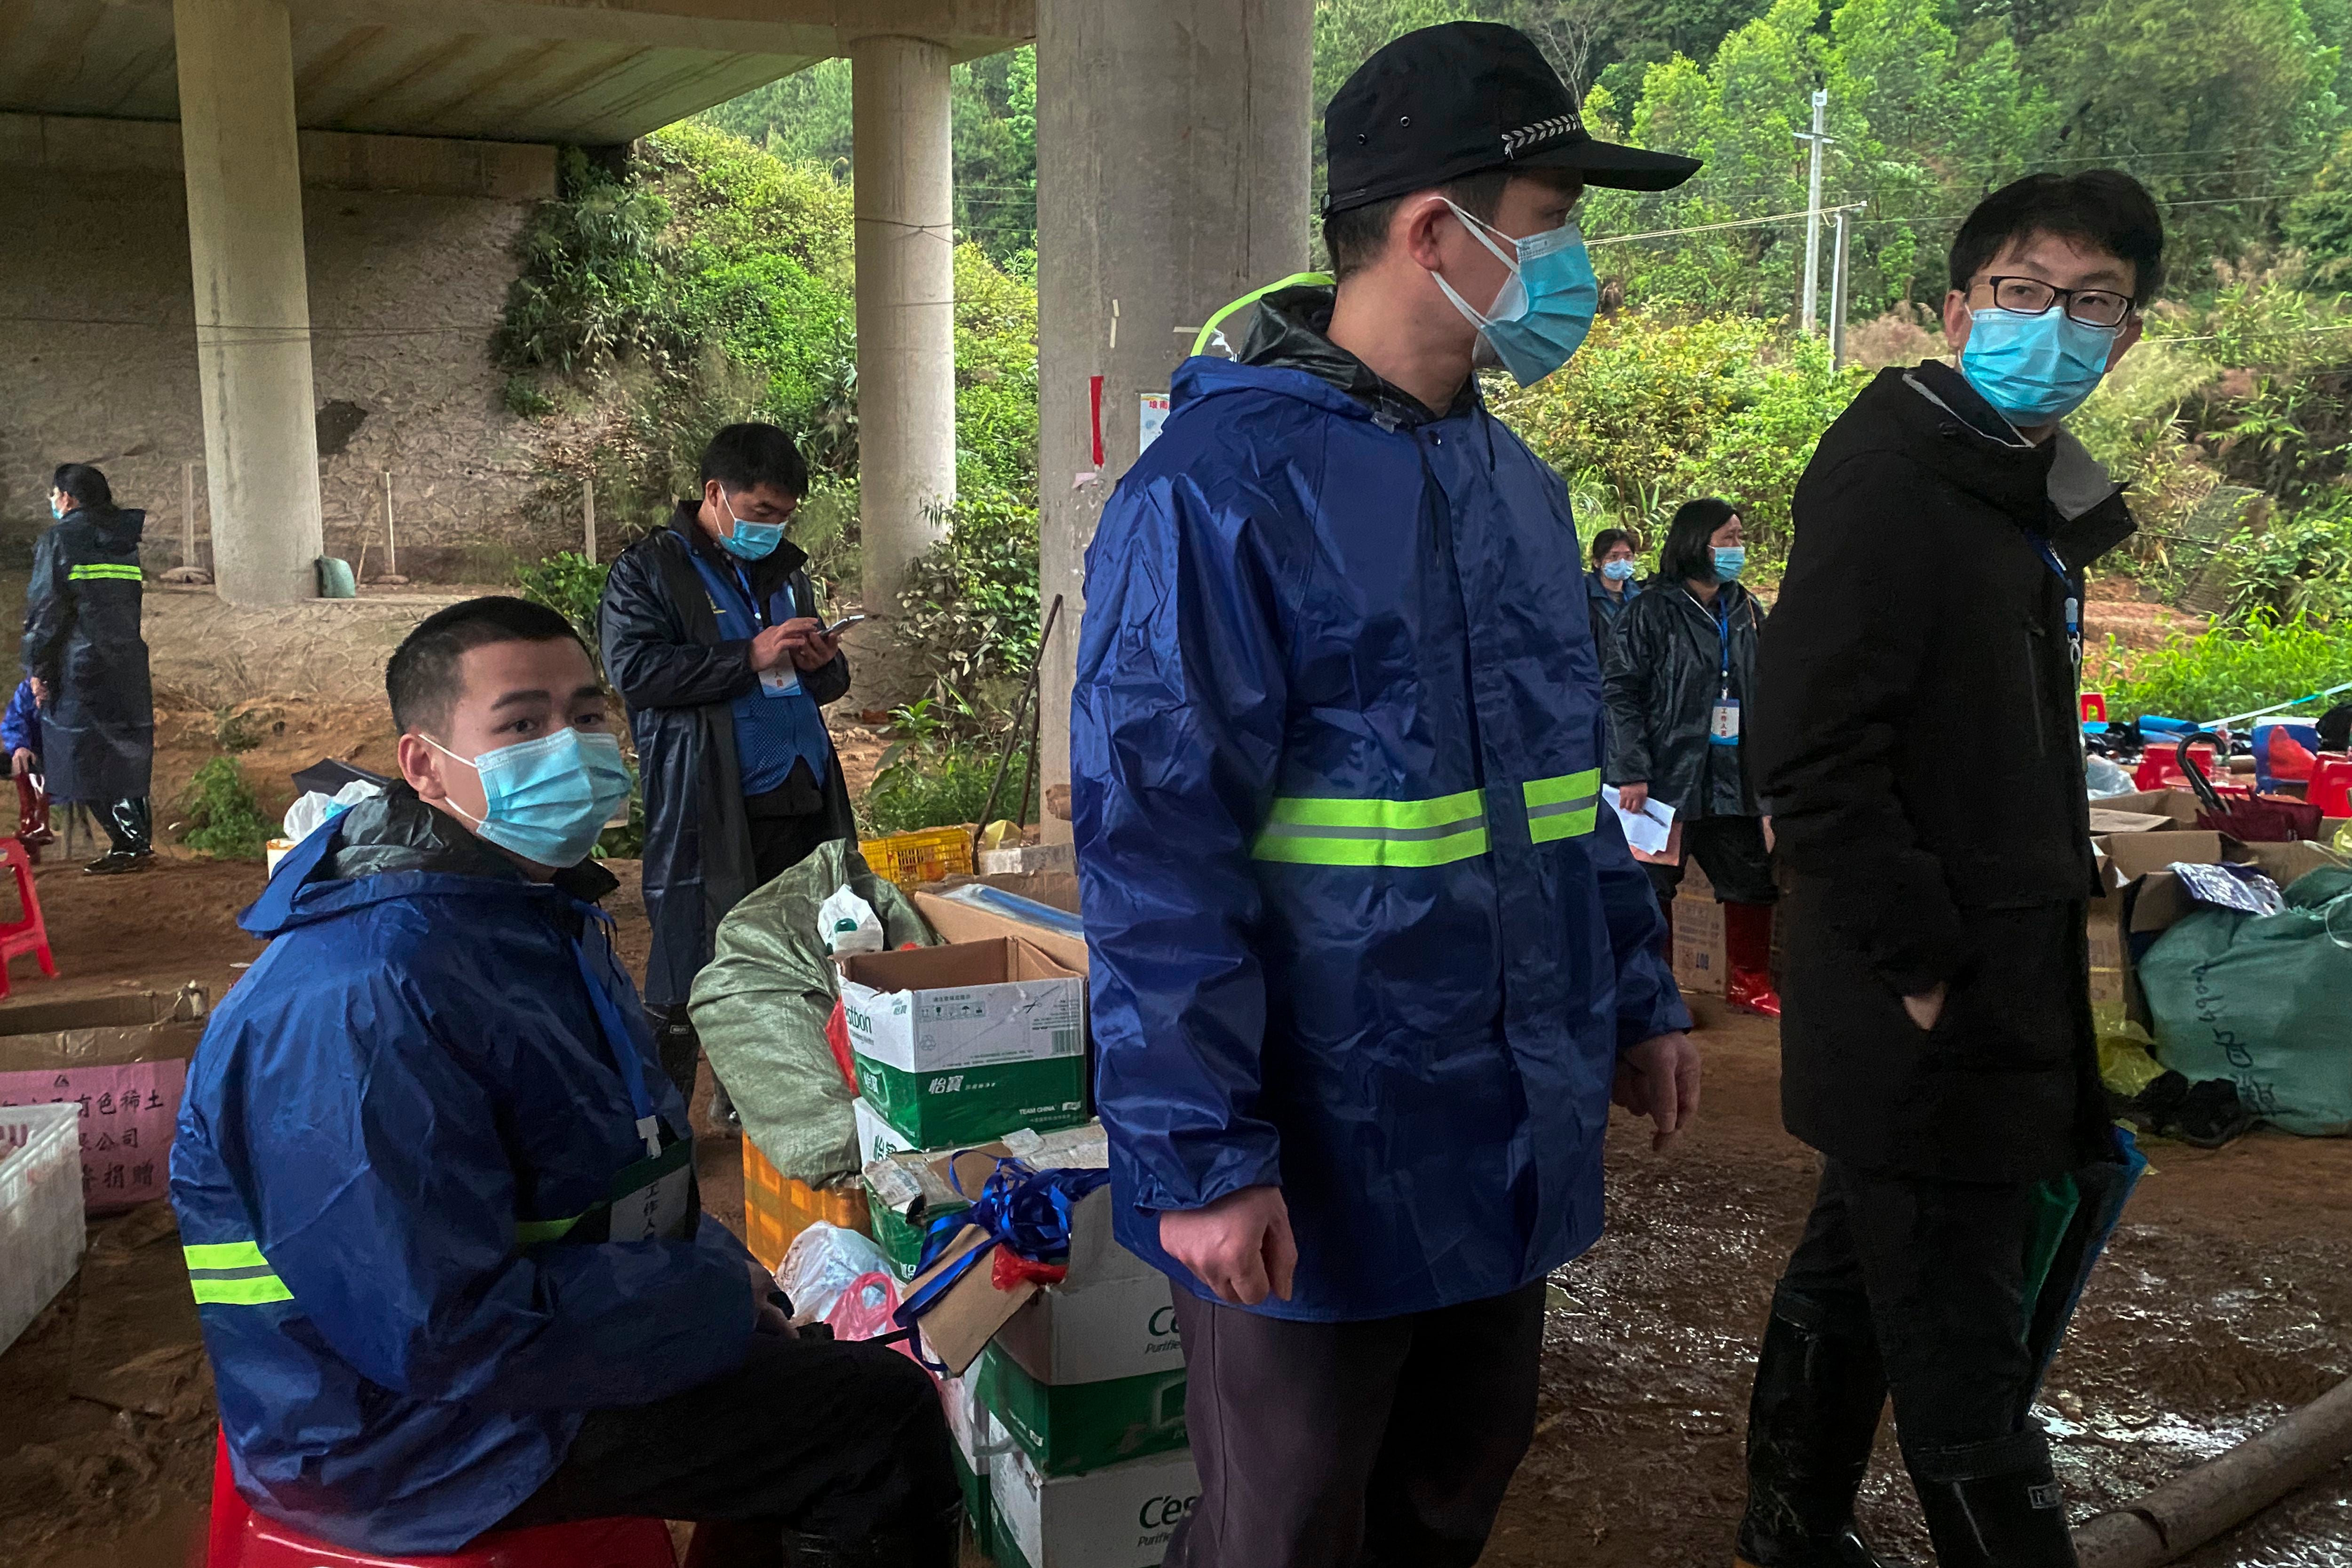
top-left (179, 757), bottom-right (272, 861)
top-left (860, 698), bottom-right (1034, 835)
top-left (516, 550), bottom-right (610, 649)
top-left (2092, 617), bottom-right (2352, 723)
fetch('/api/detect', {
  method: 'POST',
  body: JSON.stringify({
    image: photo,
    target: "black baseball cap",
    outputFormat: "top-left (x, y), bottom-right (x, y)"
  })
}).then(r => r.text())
top-left (1324, 21), bottom-right (1701, 215)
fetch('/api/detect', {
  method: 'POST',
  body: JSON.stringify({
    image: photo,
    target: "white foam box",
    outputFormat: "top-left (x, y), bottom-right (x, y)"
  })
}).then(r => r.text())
top-left (994, 1186), bottom-right (1184, 1385)
top-left (990, 1442), bottom-right (1200, 1568)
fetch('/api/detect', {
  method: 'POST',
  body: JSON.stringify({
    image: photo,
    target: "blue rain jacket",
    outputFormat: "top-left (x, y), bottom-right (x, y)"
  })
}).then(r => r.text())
top-left (2, 679), bottom-right (37, 756)
top-left (170, 789), bottom-right (755, 1554)
top-left (1073, 298), bottom-right (1691, 1323)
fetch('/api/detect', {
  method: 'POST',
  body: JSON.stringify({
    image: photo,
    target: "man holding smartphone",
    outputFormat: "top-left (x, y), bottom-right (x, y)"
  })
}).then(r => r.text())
top-left (600, 422), bottom-right (855, 1105)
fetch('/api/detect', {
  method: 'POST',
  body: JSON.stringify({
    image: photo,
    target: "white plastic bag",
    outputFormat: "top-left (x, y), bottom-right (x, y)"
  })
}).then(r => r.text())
top-left (282, 779), bottom-right (383, 843)
top-left (776, 1221), bottom-right (891, 1323)
top-left (818, 884), bottom-right (885, 956)
top-left (2085, 755), bottom-right (2136, 798)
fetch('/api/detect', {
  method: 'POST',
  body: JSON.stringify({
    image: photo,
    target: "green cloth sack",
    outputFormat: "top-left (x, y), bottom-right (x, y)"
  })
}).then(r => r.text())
top-left (689, 840), bottom-right (936, 1181)
top-left (2140, 865), bottom-right (2352, 1137)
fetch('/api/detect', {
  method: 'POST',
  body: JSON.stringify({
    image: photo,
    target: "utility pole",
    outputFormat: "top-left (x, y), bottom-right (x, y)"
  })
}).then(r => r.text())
top-left (1793, 88), bottom-right (1834, 334)
top-left (1829, 207), bottom-right (1852, 367)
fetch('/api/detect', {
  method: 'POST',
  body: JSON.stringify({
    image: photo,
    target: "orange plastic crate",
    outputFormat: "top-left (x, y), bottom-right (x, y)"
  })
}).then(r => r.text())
top-left (858, 825), bottom-right (975, 890)
top-left (741, 1136), bottom-right (871, 1274)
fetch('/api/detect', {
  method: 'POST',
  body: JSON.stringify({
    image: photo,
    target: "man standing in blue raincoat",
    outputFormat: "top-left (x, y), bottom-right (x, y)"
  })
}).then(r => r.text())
top-left (173, 597), bottom-right (955, 1566)
top-left (1073, 24), bottom-right (1703, 1568)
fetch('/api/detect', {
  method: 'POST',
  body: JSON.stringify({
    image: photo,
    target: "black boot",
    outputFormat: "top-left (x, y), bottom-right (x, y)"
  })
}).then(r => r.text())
top-left (1905, 1428), bottom-right (2079, 1568)
top-left (1734, 1287), bottom-right (1902, 1568)
top-left (782, 1503), bottom-right (962, 1567)
top-left (647, 1004), bottom-right (701, 1106)
top-left (86, 796), bottom-right (154, 874)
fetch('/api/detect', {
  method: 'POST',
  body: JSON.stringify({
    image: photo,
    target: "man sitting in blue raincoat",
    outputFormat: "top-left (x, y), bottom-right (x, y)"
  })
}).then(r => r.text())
top-left (1072, 23), bottom-right (1704, 1568)
top-left (172, 597), bottom-right (957, 1567)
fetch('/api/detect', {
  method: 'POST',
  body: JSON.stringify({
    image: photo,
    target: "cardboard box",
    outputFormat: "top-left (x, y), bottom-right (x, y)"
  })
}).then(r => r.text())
top-left (978, 1343), bottom-right (1188, 1477)
top-left (1670, 857), bottom-right (1725, 996)
top-left (864, 1123), bottom-right (1105, 1293)
top-left (841, 939), bottom-right (1089, 1146)
top-left (990, 1442), bottom-right (1199, 1568)
top-left (946, 1369), bottom-right (995, 1546)
top-left (914, 875), bottom-right (1087, 974)
top-left (867, 1178), bottom-right (966, 1281)
top-left (852, 1097), bottom-right (917, 1166)
top-left (0, 987), bottom-right (208, 1214)
top-left (2087, 831), bottom-right (2341, 1030)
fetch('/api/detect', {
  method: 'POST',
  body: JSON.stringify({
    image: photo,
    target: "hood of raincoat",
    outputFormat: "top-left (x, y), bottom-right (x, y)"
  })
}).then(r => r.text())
top-left (1075, 309), bottom-right (1689, 1323)
top-left (173, 781), bottom-right (751, 1556)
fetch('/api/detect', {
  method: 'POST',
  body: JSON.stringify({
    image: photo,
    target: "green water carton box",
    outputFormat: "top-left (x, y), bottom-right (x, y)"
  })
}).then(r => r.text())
top-left (839, 939), bottom-right (1088, 1147)
top-left (990, 1443), bottom-right (1199, 1568)
top-left (945, 1367), bottom-right (994, 1547)
top-left (852, 1097), bottom-right (916, 1166)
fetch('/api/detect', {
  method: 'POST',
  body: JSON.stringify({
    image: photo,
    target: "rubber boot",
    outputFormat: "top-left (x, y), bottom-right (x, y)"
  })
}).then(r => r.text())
top-left (1733, 1288), bottom-right (1901, 1568)
top-left (15, 775), bottom-right (52, 857)
top-left (1905, 1429), bottom-right (2079, 1568)
top-left (781, 1503), bottom-right (962, 1568)
top-left (1724, 900), bottom-right (1782, 1017)
top-left (86, 796), bottom-right (154, 874)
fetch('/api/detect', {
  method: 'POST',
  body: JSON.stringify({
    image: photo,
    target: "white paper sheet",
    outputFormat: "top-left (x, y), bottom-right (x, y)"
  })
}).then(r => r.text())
top-left (1604, 785), bottom-right (1676, 856)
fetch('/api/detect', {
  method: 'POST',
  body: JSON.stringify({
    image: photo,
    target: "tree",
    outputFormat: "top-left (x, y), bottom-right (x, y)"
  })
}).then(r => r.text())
top-left (2286, 130), bottom-right (2352, 286)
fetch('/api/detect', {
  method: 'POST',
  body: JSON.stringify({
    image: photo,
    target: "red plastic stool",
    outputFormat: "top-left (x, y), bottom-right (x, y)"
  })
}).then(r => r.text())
top-left (209, 1431), bottom-right (676, 1568)
top-left (2311, 754), bottom-right (2352, 819)
top-left (0, 838), bottom-right (56, 1000)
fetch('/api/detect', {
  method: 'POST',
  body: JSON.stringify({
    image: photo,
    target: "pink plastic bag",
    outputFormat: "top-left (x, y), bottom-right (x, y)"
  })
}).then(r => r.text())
top-left (824, 1270), bottom-right (908, 1352)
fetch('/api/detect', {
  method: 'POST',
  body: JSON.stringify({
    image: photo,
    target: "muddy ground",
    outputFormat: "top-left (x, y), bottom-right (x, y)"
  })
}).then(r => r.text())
top-left (7, 626), bottom-right (2351, 1568)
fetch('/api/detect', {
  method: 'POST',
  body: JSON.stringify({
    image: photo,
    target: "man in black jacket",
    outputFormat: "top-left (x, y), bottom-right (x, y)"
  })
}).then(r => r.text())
top-left (599, 424), bottom-right (854, 1103)
top-left (1737, 173), bottom-right (2161, 1568)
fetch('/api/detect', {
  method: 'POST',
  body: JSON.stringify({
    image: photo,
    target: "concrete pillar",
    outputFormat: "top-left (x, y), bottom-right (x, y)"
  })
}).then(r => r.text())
top-left (173, 0), bottom-right (325, 605)
top-left (851, 34), bottom-right (959, 616)
top-left (1033, 0), bottom-right (1314, 840)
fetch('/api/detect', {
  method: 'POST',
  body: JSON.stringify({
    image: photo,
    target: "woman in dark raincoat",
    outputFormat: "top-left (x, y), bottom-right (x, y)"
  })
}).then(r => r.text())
top-left (26, 464), bottom-right (155, 873)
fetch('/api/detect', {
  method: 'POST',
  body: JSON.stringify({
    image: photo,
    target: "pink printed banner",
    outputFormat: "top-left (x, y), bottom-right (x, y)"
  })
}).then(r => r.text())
top-left (0, 1059), bottom-right (188, 1213)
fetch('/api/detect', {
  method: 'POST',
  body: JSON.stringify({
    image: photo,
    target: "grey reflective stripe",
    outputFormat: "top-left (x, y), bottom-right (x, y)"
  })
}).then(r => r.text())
top-left (185, 1263), bottom-right (279, 1283)
top-left (1256, 815), bottom-right (1483, 844)
top-left (1526, 794), bottom-right (1599, 820)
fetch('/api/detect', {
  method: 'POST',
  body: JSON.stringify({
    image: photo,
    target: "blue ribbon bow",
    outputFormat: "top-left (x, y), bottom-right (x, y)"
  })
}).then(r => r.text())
top-left (889, 1157), bottom-right (1112, 1365)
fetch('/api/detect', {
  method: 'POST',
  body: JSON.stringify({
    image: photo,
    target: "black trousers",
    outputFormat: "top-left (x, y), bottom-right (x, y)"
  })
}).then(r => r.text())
top-left (1776, 1161), bottom-right (2047, 1460)
top-left (1645, 812), bottom-right (1776, 909)
top-left (98, 796), bottom-right (151, 854)
top-left (1167, 1281), bottom-right (1546, 1568)
top-left (497, 1332), bottom-right (957, 1554)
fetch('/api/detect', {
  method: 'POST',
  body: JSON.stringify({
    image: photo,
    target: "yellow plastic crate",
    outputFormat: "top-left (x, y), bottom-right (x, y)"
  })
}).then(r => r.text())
top-left (858, 825), bottom-right (975, 889)
top-left (742, 1136), bottom-right (870, 1274)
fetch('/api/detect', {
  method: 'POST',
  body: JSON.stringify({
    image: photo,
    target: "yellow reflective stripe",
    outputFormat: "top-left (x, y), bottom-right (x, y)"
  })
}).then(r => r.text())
top-left (67, 563), bottom-right (143, 581)
top-left (1523, 771), bottom-right (1602, 845)
top-left (1253, 788), bottom-right (1489, 868)
top-left (515, 1215), bottom-right (583, 1245)
top-left (183, 1240), bottom-right (268, 1269)
top-left (1193, 272), bottom-right (1335, 356)
top-left (184, 1241), bottom-right (293, 1306)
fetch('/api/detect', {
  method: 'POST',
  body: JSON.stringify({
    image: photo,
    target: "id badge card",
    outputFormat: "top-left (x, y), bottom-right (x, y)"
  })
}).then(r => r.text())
top-left (607, 1131), bottom-right (696, 1243)
top-left (1708, 695), bottom-right (1742, 746)
top-left (758, 665), bottom-right (803, 699)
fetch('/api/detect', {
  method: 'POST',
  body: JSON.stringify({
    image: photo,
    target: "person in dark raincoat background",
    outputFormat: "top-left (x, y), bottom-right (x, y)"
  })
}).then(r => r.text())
top-left (25, 463), bottom-right (155, 874)
top-left (599, 423), bottom-right (853, 1108)
top-left (1602, 497), bottom-right (1780, 1014)
top-left (3, 677), bottom-right (54, 860)
top-left (1073, 24), bottom-right (1701, 1568)
top-left (1583, 525), bottom-right (1644, 647)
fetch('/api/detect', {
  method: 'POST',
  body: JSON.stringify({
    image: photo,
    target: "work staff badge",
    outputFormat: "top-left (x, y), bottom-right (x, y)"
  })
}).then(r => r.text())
top-left (1709, 692), bottom-right (1742, 747)
top-left (604, 1126), bottom-right (696, 1243)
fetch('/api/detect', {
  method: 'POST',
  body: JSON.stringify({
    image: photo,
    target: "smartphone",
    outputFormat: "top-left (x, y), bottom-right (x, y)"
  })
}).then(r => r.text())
top-left (824, 614), bottom-right (867, 637)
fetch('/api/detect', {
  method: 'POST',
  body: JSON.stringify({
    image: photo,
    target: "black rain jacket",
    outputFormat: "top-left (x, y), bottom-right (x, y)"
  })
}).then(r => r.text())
top-left (1601, 579), bottom-right (1764, 822)
top-left (1754, 360), bottom-right (2136, 1181)
top-left (23, 505), bottom-right (153, 803)
top-left (599, 504), bottom-right (852, 1009)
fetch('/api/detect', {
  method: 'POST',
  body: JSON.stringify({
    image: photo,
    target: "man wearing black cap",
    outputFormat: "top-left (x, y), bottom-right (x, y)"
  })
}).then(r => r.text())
top-left (1071, 23), bottom-right (1702, 1568)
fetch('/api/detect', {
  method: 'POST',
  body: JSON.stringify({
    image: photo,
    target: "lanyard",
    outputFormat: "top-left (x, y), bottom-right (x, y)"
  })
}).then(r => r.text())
top-left (572, 904), bottom-right (666, 1157)
top-left (2025, 533), bottom-right (2082, 669)
top-left (707, 557), bottom-right (792, 632)
top-left (1685, 589), bottom-right (1734, 690)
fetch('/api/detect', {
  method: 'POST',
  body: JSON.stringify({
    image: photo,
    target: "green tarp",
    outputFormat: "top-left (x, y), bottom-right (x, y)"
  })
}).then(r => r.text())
top-left (688, 840), bottom-right (937, 1182)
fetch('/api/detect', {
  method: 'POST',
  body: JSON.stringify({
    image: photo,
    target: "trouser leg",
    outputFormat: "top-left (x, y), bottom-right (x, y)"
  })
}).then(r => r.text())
top-left (1738, 1171), bottom-right (1890, 1567)
top-left (647, 1003), bottom-right (702, 1106)
top-left (103, 797), bottom-right (151, 855)
top-left (1167, 1282), bottom-right (1543, 1568)
top-left (1833, 1164), bottom-right (2078, 1567)
top-left (1360, 1281), bottom-right (1546, 1568)
top-left (497, 1334), bottom-right (959, 1564)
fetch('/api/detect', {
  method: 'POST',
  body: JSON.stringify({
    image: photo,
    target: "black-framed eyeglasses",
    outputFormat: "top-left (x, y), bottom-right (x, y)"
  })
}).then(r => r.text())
top-left (1976, 275), bottom-right (2134, 329)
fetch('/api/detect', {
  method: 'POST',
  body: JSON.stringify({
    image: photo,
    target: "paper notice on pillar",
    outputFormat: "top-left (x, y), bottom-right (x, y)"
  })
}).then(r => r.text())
top-left (1138, 392), bottom-right (1171, 454)
top-left (1604, 786), bottom-right (1676, 858)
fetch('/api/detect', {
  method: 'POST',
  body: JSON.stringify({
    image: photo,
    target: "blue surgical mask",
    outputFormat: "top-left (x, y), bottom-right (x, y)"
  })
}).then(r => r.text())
top-left (714, 489), bottom-right (784, 561)
top-left (1431, 203), bottom-right (1600, 387)
top-left (429, 727), bottom-right (634, 868)
top-left (1712, 547), bottom-right (1746, 582)
top-left (1959, 306), bottom-right (2120, 425)
top-left (1601, 559), bottom-right (1637, 582)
